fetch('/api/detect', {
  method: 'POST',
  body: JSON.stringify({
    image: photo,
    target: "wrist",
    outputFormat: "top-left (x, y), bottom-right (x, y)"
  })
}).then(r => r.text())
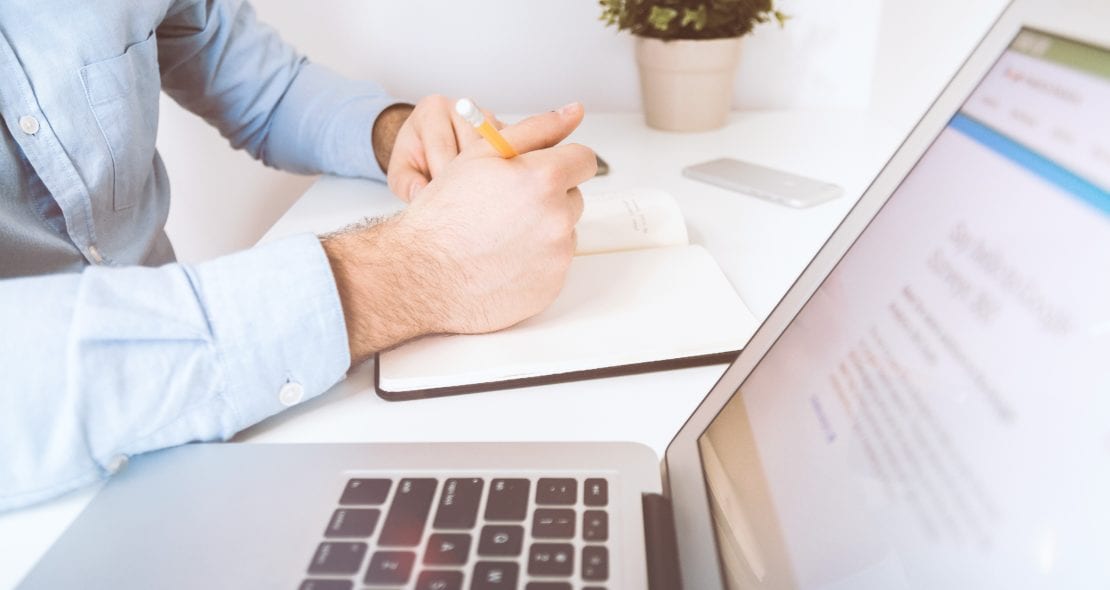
top-left (371, 103), bottom-right (415, 174)
top-left (320, 218), bottom-right (447, 364)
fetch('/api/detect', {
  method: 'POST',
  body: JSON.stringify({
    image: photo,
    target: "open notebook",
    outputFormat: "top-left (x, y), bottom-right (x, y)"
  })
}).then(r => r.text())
top-left (376, 189), bottom-right (760, 399)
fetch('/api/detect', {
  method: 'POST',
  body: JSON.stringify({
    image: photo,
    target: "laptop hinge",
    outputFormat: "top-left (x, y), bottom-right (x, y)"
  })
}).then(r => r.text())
top-left (642, 493), bottom-right (684, 590)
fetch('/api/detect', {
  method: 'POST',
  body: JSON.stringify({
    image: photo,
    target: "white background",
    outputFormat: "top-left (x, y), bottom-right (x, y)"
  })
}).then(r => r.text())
top-left (158, 0), bottom-right (1008, 263)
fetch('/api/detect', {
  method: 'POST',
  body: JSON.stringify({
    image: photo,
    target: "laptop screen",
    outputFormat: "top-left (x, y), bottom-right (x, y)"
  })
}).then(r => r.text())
top-left (698, 29), bottom-right (1110, 589)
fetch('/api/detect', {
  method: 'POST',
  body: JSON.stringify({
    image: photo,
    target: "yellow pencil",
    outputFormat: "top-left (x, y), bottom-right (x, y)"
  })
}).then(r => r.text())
top-left (455, 98), bottom-right (518, 158)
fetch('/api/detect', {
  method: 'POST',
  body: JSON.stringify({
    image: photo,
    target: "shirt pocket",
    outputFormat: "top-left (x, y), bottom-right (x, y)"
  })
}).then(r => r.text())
top-left (80, 32), bottom-right (160, 211)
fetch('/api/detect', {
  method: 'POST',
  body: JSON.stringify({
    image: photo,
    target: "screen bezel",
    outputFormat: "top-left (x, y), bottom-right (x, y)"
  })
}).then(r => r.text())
top-left (660, 2), bottom-right (1110, 588)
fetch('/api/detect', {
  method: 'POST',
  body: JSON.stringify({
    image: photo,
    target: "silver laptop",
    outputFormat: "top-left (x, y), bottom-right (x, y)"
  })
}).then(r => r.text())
top-left (19, 0), bottom-right (1110, 588)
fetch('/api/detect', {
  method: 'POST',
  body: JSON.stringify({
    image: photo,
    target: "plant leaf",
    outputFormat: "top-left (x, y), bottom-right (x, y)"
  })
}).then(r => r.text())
top-left (647, 5), bottom-right (678, 32)
top-left (601, 0), bottom-right (787, 39)
top-left (681, 5), bottom-right (708, 31)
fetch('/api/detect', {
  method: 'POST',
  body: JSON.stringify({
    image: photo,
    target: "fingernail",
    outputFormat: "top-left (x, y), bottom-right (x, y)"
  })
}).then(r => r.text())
top-left (557, 102), bottom-right (580, 116)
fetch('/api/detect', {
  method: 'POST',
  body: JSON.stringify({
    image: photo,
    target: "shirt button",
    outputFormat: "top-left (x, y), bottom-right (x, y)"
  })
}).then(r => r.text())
top-left (19, 115), bottom-right (40, 135)
top-left (87, 245), bottom-right (104, 264)
top-left (106, 454), bottom-right (129, 475)
top-left (278, 381), bottom-right (305, 407)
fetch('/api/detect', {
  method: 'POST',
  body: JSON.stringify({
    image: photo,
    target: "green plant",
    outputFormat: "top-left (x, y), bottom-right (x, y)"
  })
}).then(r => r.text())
top-left (600, 0), bottom-right (786, 40)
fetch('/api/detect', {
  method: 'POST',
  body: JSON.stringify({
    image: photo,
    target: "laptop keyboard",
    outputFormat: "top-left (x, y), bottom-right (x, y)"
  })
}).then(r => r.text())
top-left (300, 476), bottom-right (612, 590)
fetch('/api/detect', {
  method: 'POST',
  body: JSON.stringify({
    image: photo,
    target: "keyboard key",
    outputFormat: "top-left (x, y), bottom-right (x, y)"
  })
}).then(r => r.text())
top-left (484, 479), bottom-right (529, 521)
top-left (582, 546), bottom-right (609, 581)
top-left (379, 478), bottom-right (438, 546)
top-left (531, 509), bottom-right (575, 539)
top-left (363, 550), bottom-right (415, 585)
top-left (535, 478), bottom-right (577, 505)
top-left (477, 525), bottom-right (524, 557)
top-left (433, 478), bottom-right (484, 529)
top-left (584, 478), bottom-right (608, 507)
top-left (324, 508), bottom-right (380, 538)
top-left (339, 478), bottom-right (391, 505)
top-left (527, 543), bottom-right (574, 576)
top-left (416, 569), bottom-right (464, 590)
top-left (472, 561), bottom-right (519, 590)
top-left (299, 580), bottom-right (353, 590)
top-left (306, 542), bottom-right (367, 575)
top-left (424, 533), bottom-right (472, 565)
top-left (583, 510), bottom-right (608, 542)
top-left (525, 583), bottom-right (571, 590)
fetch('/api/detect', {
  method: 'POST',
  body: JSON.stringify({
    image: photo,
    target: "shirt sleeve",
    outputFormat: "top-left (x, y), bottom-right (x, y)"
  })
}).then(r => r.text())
top-left (156, 0), bottom-right (398, 179)
top-left (0, 234), bottom-right (351, 511)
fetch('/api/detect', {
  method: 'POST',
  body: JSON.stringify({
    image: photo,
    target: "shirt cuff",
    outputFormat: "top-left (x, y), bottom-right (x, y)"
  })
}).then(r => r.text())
top-left (190, 233), bottom-right (351, 433)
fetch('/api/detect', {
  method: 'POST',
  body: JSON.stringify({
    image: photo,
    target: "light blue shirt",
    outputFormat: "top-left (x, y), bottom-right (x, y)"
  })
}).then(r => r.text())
top-left (0, 0), bottom-right (398, 510)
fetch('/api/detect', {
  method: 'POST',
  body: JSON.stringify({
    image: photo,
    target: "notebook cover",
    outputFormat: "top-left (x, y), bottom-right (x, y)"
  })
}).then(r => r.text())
top-left (373, 349), bottom-right (739, 401)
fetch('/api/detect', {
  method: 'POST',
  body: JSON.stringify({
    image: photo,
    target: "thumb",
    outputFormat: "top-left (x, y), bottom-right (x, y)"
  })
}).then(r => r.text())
top-left (496, 102), bottom-right (584, 155)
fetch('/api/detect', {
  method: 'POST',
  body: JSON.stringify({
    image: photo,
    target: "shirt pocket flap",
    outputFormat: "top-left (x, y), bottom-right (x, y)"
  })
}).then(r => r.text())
top-left (80, 32), bottom-right (159, 211)
top-left (82, 50), bottom-right (136, 106)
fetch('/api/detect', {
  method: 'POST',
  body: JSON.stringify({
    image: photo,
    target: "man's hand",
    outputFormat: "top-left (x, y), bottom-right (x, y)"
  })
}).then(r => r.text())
top-left (382, 95), bottom-right (503, 203)
top-left (324, 102), bottom-right (595, 364)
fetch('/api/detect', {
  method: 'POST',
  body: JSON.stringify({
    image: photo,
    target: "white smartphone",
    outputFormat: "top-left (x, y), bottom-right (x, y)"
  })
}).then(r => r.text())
top-left (682, 157), bottom-right (843, 208)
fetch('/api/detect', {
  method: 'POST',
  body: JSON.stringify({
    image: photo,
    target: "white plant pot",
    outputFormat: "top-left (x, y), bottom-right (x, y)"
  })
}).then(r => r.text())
top-left (635, 36), bottom-right (743, 132)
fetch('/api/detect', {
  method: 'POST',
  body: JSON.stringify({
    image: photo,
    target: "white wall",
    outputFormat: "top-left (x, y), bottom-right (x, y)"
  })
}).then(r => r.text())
top-left (161, 0), bottom-right (1008, 263)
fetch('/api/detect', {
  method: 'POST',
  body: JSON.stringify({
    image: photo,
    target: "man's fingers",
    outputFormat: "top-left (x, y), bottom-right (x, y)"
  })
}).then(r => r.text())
top-left (524, 142), bottom-right (598, 189)
top-left (496, 102), bottom-right (584, 155)
top-left (387, 159), bottom-right (430, 202)
top-left (452, 108), bottom-right (482, 146)
top-left (407, 177), bottom-right (428, 201)
top-left (567, 187), bottom-right (585, 227)
top-left (420, 111), bottom-right (462, 178)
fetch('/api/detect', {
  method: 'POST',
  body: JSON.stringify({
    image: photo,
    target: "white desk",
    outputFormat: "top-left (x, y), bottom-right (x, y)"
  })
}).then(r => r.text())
top-left (0, 111), bottom-right (906, 589)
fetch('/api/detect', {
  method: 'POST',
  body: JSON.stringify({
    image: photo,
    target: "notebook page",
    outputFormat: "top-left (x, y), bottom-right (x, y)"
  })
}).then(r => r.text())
top-left (574, 189), bottom-right (689, 256)
top-left (378, 245), bottom-right (758, 392)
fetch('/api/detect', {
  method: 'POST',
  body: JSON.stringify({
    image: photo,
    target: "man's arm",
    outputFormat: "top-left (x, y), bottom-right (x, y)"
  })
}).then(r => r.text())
top-left (157, 0), bottom-right (400, 178)
top-left (0, 103), bottom-right (593, 512)
top-left (0, 235), bottom-right (350, 511)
